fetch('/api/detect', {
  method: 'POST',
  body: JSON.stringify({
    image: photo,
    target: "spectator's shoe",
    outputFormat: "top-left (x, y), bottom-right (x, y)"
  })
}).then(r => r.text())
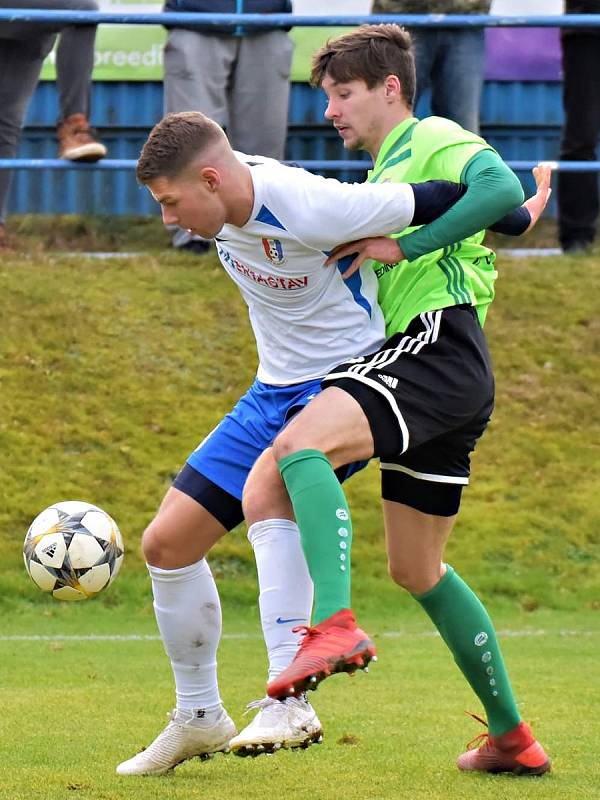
top-left (562, 239), bottom-right (592, 255)
top-left (266, 609), bottom-right (377, 699)
top-left (57, 114), bottom-right (107, 162)
top-left (457, 714), bottom-right (551, 775)
top-left (170, 227), bottom-right (211, 255)
top-left (115, 708), bottom-right (235, 776)
top-left (175, 239), bottom-right (211, 255)
top-left (230, 695), bottom-right (323, 756)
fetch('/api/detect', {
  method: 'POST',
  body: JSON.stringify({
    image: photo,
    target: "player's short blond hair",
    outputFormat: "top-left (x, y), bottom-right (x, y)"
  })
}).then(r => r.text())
top-left (136, 111), bottom-right (226, 183)
top-left (310, 24), bottom-right (415, 109)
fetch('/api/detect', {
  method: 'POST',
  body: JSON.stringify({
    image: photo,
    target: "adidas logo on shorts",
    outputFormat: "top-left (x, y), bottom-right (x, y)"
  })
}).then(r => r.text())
top-left (377, 373), bottom-right (398, 389)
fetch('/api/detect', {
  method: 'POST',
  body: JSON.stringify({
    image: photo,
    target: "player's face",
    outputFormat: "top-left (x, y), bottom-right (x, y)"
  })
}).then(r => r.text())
top-left (322, 76), bottom-right (388, 154)
top-left (147, 170), bottom-right (227, 239)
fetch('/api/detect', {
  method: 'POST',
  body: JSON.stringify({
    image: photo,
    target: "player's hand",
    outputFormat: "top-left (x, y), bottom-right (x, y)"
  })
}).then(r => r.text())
top-left (325, 237), bottom-right (405, 279)
top-left (524, 163), bottom-right (553, 232)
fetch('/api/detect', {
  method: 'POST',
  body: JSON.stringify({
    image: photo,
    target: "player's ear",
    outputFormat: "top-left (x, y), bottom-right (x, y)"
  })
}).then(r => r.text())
top-left (384, 74), bottom-right (402, 101)
top-left (200, 166), bottom-right (221, 192)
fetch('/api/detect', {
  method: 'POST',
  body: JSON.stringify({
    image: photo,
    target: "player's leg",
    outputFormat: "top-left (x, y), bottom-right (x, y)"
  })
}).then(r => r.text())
top-left (116, 479), bottom-right (238, 776)
top-left (118, 382), bottom-right (282, 775)
top-left (268, 306), bottom-right (493, 698)
top-left (231, 380), bottom-right (335, 752)
top-left (383, 496), bottom-right (550, 775)
top-left (265, 388), bottom-right (377, 697)
top-left (380, 376), bottom-right (549, 775)
top-left (273, 385), bottom-right (374, 622)
top-left (242, 448), bottom-right (309, 682)
top-left (227, 448), bottom-right (322, 755)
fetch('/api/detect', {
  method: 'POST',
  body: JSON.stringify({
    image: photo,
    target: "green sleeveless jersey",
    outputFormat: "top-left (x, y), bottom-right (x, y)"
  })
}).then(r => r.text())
top-left (368, 116), bottom-right (497, 333)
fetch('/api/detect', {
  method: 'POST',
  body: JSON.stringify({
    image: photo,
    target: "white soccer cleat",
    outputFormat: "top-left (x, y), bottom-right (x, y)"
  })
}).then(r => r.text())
top-left (230, 696), bottom-right (323, 757)
top-left (116, 708), bottom-right (236, 776)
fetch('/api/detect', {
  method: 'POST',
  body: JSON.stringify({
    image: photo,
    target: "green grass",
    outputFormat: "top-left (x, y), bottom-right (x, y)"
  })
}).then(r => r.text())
top-left (1, 216), bottom-right (598, 612)
top-left (2, 605), bottom-right (599, 800)
top-left (1, 217), bottom-right (599, 798)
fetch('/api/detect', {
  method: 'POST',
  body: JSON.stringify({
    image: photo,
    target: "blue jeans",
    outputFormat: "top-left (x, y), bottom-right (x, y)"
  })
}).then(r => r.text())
top-left (411, 28), bottom-right (485, 134)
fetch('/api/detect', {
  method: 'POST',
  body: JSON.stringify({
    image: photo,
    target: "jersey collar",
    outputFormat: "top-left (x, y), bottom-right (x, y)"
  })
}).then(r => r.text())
top-left (372, 117), bottom-right (419, 174)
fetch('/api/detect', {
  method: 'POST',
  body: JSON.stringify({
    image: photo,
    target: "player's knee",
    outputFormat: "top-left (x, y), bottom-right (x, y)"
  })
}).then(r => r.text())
top-left (242, 478), bottom-right (293, 526)
top-left (271, 427), bottom-right (306, 462)
top-left (142, 520), bottom-right (172, 567)
top-left (387, 560), bottom-right (434, 595)
top-left (241, 482), bottom-right (268, 526)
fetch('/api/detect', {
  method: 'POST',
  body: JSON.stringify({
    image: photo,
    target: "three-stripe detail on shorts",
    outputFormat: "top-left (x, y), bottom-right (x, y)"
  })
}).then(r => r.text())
top-left (323, 310), bottom-right (443, 454)
top-left (345, 310), bottom-right (442, 378)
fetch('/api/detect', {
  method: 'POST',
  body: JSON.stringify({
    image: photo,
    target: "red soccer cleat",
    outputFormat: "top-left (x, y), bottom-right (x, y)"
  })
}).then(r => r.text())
top-left (457, 713), bottom-right (551, 775)
top-left (266, 608), bottom-right (377, 699)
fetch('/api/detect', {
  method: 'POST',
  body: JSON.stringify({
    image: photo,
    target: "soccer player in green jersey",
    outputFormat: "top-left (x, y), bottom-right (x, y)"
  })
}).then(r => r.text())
top-left (245, 24), bottom-right (552, 775)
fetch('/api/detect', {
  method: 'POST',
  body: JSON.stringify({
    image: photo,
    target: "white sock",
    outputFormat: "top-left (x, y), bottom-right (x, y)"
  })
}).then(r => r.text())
top-left (248, 519), bottom-right (313, 682)
top-left (148, 558), bottom-right (222, 715)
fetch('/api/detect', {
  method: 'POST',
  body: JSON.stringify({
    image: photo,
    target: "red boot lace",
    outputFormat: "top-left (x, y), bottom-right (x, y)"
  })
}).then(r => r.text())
top-left (292, 625), bottom-right (323, 652)
top-left (464, 711), bottom-right (492, 751)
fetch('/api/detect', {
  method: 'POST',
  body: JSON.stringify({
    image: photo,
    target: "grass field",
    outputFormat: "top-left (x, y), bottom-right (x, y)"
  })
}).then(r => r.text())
top-left (1, 216), bottom-right (599, 798)
top-left (2, 605), bottom-right (600, 799)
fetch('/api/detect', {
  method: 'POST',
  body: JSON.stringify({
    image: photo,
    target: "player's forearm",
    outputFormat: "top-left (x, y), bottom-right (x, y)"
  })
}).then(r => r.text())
top-left (400, 150), bottom-right (525, 261)
top-left (488, 206), bottom-right (531, 236)
top-left (409, 180), bottom-right (467, 225)
top-left (410, 179), bottom-right (531, 235)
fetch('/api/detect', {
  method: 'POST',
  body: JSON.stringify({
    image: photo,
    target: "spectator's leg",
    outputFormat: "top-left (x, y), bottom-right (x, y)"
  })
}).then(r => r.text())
top-left (55, 0), bottom-right (99, 121)
top-left (431, 29), bottom-right (485, 133)
top-left (558, 33), bottom-right (600, 252)
top-left (164, 29), bottom-right (233, 123)
top-left (0, 34), bottom-right (55, 227)
top-left (228, 31), bottom-right (293, 159)
top-left (409, 29), bottom-right (436, 115)
top-left (163, 30), bottom-right (234, 252)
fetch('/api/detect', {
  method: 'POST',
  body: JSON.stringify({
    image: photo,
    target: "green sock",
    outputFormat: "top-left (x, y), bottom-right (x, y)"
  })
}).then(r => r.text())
top-left (414, 565), bottom-right (521, 737)
top-left (278, 449), bottom-right (351, 624)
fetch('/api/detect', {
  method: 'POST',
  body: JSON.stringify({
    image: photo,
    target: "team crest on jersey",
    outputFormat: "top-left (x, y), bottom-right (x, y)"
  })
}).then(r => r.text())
top-left (262, 237), bottom-right (286, 266)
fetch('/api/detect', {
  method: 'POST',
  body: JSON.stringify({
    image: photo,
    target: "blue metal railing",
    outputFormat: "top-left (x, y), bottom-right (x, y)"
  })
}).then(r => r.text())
top-left (0, 159), bottom-right (595, 173)
top-left (1, 10), bottom-right (599, 179)
top-left (0, 10), bottom-right (599, 28)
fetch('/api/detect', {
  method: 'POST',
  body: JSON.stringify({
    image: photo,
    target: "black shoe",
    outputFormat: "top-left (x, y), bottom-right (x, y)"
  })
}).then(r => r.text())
top-left (174, 239), bottom-right (211, 255)
top-left (562, 240), bottom-right (592, 255)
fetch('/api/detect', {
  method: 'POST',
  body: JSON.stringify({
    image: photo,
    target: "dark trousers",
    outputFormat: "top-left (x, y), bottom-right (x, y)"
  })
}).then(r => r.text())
top-left (558, 34), bottom-right (600, 249)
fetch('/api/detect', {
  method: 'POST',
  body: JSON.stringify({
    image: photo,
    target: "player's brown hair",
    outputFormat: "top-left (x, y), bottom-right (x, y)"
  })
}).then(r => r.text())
top-left (310, 24), bottom-right (416, 109)
top-left (136, 111), bottom-right (225, 183)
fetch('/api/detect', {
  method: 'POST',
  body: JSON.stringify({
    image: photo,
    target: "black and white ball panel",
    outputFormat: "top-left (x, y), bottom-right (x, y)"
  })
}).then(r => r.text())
top-left (23, 501), bottom-right (124, 601)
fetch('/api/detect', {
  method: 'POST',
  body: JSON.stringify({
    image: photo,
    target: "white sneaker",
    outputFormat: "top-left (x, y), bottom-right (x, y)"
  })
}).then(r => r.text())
top-left (230, 696), bottom-right (323, 756)
top-left (116, 708), bottom-right (236, 776)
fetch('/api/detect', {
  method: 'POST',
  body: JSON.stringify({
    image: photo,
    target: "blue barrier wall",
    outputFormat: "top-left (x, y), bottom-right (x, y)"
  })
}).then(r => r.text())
top-left (9, 79), bottom-right (563, 216)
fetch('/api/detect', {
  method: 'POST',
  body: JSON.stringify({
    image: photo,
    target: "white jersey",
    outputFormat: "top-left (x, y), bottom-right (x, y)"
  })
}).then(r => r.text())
top-left (215, 154), bottom-right (415, 385)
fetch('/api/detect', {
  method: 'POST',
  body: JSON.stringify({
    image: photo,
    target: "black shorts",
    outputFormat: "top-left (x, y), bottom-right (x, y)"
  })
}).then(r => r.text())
top-left (323, 305), bottom-right (495, 517)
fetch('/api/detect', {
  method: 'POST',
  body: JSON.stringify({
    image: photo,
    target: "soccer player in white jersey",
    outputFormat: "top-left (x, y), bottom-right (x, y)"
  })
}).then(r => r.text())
top-left (116, 111), bottom-right (543, 775)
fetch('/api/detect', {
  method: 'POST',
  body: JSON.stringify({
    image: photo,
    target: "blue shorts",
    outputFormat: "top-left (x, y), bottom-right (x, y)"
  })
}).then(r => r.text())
top-left (173, 378), bottom-right (366, 531)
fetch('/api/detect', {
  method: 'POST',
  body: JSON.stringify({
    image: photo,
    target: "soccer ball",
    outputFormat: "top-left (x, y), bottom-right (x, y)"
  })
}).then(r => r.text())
top-left (23, 501), bottom-right (124, 601)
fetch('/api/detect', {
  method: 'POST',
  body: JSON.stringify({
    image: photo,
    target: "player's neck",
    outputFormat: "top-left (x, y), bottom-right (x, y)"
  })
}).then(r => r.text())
top-left (227, 163), bottom-right (255, 228)
top-left (369, 107), bottom-right (414, 162)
